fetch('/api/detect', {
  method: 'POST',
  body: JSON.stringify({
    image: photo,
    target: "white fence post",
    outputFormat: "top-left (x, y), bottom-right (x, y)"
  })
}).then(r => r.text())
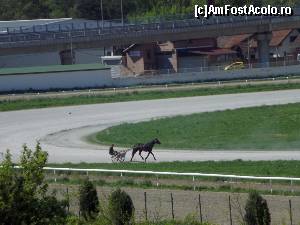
top-left (193, 176), bottom-right (196, 191)
top-left (54, 169), bottom-right (56, 183)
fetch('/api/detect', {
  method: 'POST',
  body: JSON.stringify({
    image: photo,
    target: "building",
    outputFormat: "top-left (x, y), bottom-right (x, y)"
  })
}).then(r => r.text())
top-left (121, 38), bottom-right (238, 76)
top-left (218, 29), bottom-right (300, 66)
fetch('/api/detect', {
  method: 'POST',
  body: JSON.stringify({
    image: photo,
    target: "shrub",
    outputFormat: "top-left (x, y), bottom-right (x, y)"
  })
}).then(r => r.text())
top-left (108, 189), bottom-right (135, 225)
top-left (244, 191), bottom-right (271, 225)
top-left (79, 179), bottom-right (99, 221)
top-left (0, 143), bottom-right (68, 225)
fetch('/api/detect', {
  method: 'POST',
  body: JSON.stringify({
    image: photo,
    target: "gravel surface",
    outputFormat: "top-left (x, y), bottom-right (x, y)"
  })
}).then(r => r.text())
top-left (1, 89), bottom-right (300, 163)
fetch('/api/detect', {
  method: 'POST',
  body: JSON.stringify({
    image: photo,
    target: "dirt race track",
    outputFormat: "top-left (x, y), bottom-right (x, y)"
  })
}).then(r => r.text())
top-left (2, 89), bottom-right (300, 163)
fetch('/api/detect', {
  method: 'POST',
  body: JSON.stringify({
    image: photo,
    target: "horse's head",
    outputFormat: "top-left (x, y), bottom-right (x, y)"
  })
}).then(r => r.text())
top-left (154, 138), bottom-right (161, 144)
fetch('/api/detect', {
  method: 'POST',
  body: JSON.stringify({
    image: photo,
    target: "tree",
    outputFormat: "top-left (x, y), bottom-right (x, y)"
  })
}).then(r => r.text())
top-left (244, 191), bottom-right (271, 225)
top-left (108, 189), bottom-right (135, 225)
top-left (0, 143), bottom-right (68, 225)
top-left (79, 179), bottom-right (99, 221)
top-left (0, 0), bottom-right (297, 21)
top-left (48, 0), bottom-right (76, 18)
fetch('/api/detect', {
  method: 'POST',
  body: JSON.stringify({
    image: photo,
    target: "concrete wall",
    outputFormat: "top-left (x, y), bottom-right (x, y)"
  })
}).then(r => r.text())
top-left (1, 64), bottom-right (300, 92)
top-left (0, 48), bottom-right (105, 68)
top-left (0, 52), bottom-right (61, 68)
top-left (0, 70), bottom-right (113, 92)
top-left (75, 48), bottom-right (105, 64)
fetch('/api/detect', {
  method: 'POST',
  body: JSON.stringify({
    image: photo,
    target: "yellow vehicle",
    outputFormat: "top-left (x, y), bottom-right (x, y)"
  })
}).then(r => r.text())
top-left (224, 61), bottom-right (245, 71)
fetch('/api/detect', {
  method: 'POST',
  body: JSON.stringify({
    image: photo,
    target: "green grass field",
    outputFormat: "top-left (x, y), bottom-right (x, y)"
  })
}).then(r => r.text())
top-left (49, 160), bottom-right (300, 177)
top-left (89, 103), bottom-right (300, 150)
top-left (1, 82), bottom-right (300, 112)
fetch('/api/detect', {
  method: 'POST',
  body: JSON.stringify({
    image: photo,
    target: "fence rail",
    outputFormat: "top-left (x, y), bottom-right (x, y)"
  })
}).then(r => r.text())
top-left (14, 166), bottom-right (300, 182)
top-left (122, 60), bottom-right (300, 78)
top-left (1, 14), bottom-right (300, 48)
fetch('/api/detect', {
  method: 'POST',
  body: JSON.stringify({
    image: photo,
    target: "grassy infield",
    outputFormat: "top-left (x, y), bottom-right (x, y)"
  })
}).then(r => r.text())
top-left (2, 81), bottom-right (300, 194)
top-left (91, 103), bottom-right (300, 150)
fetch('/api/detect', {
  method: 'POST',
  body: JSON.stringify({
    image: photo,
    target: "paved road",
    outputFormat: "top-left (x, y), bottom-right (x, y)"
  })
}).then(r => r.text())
top-left (1, 89), bottom-right (300, 163)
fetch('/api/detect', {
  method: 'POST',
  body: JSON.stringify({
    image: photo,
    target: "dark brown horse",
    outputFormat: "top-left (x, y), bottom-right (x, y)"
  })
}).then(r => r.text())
top-left (130, 138), bottom-right (161, 162)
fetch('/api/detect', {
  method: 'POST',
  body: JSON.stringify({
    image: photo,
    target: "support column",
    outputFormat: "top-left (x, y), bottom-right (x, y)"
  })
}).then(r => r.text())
top-left (59, 49), bottom-right (75, 65)
top-left (255, 32), bottom-right (272, 67)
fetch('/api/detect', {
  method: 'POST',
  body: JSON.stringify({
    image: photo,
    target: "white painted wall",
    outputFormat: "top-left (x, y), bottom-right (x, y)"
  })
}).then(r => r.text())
top-left (1, 65), bottom-right (300, 92)
top-left (0, 70), bottom-right (112, 92)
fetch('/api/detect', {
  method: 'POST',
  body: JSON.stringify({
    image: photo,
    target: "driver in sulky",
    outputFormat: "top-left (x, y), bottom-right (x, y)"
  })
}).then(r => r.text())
top-left (109, 144), bottom-right (118, 157)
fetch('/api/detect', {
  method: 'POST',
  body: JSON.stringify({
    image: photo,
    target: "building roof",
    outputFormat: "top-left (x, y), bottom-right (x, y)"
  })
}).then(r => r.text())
top-left (123, 44), bottom-right (137, 53)
top-left (217, 34), bottom-right (252, 49)
top-left (249, 29), bottom-right (292, 48)
top-left (190, 48), bottom-right (236, 56)
top-left (217, 30), bottom-right (293, 49)
top-left (173, 38), bottom-right (216, 49)
top-left (123, 43), bottom-right (159, 53)
top-left (270, 29), bottom-right (292, 46)
top-left (0, 63), bottom-right (109, 76)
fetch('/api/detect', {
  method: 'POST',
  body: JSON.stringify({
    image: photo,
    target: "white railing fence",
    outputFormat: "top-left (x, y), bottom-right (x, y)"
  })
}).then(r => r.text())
top-left (12, 166), bottom-right (300, 194)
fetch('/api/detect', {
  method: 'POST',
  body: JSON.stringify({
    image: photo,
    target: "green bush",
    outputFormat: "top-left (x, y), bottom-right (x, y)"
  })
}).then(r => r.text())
top-left (0, 143), bottom-right (68, 225)
top-left (108, 189), bottom-right (135, 225)
top-left (79, 180), bottom-right (99, 221)
top-left (244, 191), bottom-right (271, 225)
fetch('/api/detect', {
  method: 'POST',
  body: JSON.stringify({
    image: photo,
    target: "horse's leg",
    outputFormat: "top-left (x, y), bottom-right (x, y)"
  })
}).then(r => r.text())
top-left (150, 151), bottom-right (156, 160)
top-left (130, 149), bottom-right (138, 162)
top-left (139, 149), bottom-right (144, 160)
top-left (145, 152), bottom-right (151, 162)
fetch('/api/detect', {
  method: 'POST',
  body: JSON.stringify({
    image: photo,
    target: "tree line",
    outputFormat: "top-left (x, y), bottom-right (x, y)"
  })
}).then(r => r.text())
top-left (0, 0), bottom-right (298, 21)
